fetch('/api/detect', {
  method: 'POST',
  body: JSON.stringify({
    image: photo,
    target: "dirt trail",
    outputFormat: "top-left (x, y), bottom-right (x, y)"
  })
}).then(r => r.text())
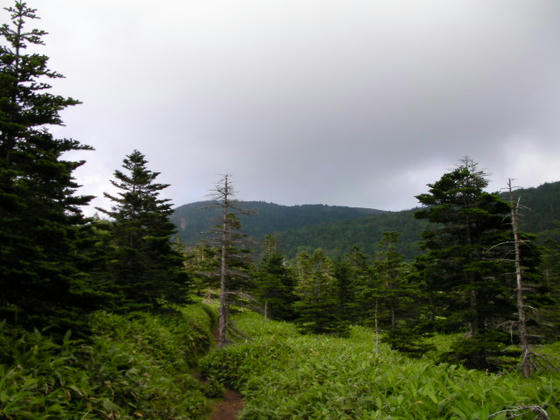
top-left (210, 389), bottom-right (244, 420)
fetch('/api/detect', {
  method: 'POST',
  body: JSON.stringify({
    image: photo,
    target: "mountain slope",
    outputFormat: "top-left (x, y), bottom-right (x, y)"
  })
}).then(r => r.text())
top-left (275, 181), bottom-right (560, 259)
top-left (172, 181), bottom-right (560, 259)
top-left (171, 201), bottom-right (384, 247)
top-left (276, 209), bottom-right (426, 259)
top-left (509, 181), bottom-right (560, 234)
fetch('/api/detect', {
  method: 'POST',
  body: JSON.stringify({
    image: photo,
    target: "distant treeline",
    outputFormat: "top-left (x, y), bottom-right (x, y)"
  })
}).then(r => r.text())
top-left (173, 181), bottom-right (560, 260)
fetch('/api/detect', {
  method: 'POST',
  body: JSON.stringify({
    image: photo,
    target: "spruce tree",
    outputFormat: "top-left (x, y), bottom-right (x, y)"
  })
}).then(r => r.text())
top-left (0, 2), bottom-right (93, 326)
top-left (415, 159), bottom-right (515, 369)
top-left (98, 150), bottom-right (189, 311)
top-left (373, 232), bottom-right (405, 331)
top-left (294, 249), bottom-right (349, 336)
top-left (337, 246), bottom-right (370, 324)
top-left (183, 241), bottom-right (220, 295)
top-left (254, 235), bottom-right (297, 321)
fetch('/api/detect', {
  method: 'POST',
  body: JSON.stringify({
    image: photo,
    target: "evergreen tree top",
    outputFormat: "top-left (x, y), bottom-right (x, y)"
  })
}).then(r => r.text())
top-left (98, 149), bottom-right (173, 220)
top-left (0, 1), bottom-right (81, 131)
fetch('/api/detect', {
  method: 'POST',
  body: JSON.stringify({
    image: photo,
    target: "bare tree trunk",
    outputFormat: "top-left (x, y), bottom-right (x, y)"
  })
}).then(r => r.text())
top-left (508, 179), bottom-right (530, 377)
top-left (217, 176), bottom-right (230, 348)
top-left (375, 299), bottom-right (379, 354)
top-left (264, 300), bottom-right (268, 322)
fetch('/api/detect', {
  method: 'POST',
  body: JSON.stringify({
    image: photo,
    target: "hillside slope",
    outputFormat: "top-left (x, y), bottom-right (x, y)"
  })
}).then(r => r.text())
top-left (276, 181), bottom-right (560, 259)
top-left (172, 181), bottom-right (560, 259)
top-left (171, 200), bottom-right (384, 247)
top-left (276, 209), bottom-right (426, 259)
top-left (510, 181), bottom-right (560, 234)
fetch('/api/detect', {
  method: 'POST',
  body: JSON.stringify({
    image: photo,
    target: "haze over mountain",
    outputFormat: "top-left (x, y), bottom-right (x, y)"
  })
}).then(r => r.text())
top-left (171, 201), bottom-right (384, 245)
top-left (172, 180), bottom-right (560, 259)
top-left (33, 1), bottom-right (560, 213)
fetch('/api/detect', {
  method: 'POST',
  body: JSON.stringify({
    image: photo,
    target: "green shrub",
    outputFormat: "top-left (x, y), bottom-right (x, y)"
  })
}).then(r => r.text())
top-left (0, 303), bottom-right (217, 419)
top-left (201, 312), bottom-right (560, 419)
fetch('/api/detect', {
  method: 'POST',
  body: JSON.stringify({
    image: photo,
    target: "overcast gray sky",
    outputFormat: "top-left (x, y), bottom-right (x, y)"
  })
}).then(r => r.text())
top-left (22, 0), bottom-right (560, 212)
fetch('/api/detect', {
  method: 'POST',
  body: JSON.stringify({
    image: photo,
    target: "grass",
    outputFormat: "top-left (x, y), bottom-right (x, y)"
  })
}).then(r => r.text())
top-left (200, 312), bottom-right (560, 419)
top-left (0, 303), bottom-right (217, 419)
top-left (3, 305), bottom-right (558, 419)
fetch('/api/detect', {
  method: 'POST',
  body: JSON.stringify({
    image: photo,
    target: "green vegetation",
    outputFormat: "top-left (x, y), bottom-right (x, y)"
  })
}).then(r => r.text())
top-left (172, 201), bottom-right (388, 256)
top-left (0, 0), bottom-right (95, 329)
top-left (1, 2), bottom-right (560, 419)
top-left (0, 303), bottom-right (217, 419)
top-left (96, 150), bottom-right (190, 312)
top-left (415, 159), bottom-right (520, 369)
top-left (201, 312), bottom-right (560, 419)
top-left (173, 180), bottom-right (560, 261)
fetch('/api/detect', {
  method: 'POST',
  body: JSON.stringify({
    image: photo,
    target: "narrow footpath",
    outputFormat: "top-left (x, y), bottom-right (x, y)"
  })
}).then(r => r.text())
top-left (210, 390), bottom-right (244, 420)
top-left (197, 325), bottom-right (245, 420)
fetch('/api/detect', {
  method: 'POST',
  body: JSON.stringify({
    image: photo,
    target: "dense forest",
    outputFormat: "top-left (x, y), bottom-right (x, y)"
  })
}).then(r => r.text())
top-left (173, 180), bottom-right (560, 260)
top-left (1, 2), bottom-right (560, 419)
top-left (171, 201), bottom-right (384, 250)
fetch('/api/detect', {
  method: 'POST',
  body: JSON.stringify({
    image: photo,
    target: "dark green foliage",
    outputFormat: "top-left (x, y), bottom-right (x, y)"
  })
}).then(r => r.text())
top-left (183, 241), bottom-right (221, 293)
top-left (0, 1), bottom-right (93, 327)
top-left (336, 247), bottom-right (371, 324)
top-left (172, 181), bottom-right (560, 262)
top-left (382, 327), bottom-right (435, 358)
top-left (172, 200), bottom-right (381, 246)
top-left (220, 214), bottom-right (254, 294)
top-left (372, 232), bottom-right (407, 331)
top-left (172, 200), bottom-right (424, 259)
top-left (0, 304), bottom-right (216, 419)
top-left (277, 209), bottom-right (426, 260)
top-left (440, 331), bottom-right (521, 371)
top-left (415, 160), bottom-right (517, 369)
top-left (98, 150), bottom-right (190, 311)
top-left (202, 376), bottom-right (226, 398)
top-left (535, 234), bottom-right (560, 340)
top-left (507, 181), bottom-right (560, 234)
top-left (294, 249), bottom-right (349, 336)
top-left (253, 235), bottom-right (297, 321)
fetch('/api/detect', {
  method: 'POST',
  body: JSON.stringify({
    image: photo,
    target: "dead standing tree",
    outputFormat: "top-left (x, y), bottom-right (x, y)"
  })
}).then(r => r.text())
top-left (508, 178), bottom-right (531, 377)
top-left (211, 175), bottom-right (252, 347)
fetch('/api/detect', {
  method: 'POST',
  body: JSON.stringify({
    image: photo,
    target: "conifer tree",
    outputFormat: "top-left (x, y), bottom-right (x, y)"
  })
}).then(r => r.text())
top-left (415, 159), bottom-right (514, 369)
top-left (98, 150), bottom-right (189, 311)
top-left (373, 232), bottom-right (405, 331)
top-left (183, 241), bottom-right (220, 295)
top-left (254, 235), bottom-right (297, 321)
top-left (337, 246), bottom-right (370, 324)
top-left (295, 249), bottom-right (349, 336)
top-left (210, 175), bottom-right (253, 346)
top-left (0, 2), bottom-right (93, 326)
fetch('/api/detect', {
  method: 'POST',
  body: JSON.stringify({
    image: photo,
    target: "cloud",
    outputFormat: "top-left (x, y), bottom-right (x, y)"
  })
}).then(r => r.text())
top-left (31, 0), bottom-right (560, 212)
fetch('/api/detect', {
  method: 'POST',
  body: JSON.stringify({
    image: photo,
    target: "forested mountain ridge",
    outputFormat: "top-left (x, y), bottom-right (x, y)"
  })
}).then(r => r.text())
top-left (171, 200), bottom-right (385, 247)
top-left (276, 209), bottom-right (426, 259)
top-left (172, 180), bottom-right (560, 259)
top-left (2, 4), bottom-right (559, 418)
top-left (508, 181), bottom-right (560, 234)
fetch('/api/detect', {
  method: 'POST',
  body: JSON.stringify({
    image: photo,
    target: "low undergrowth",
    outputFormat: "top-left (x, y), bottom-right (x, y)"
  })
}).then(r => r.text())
top-left (200, 312), bottom-right (560, 419)
top-left (0, 304), bottom-right (217, 419)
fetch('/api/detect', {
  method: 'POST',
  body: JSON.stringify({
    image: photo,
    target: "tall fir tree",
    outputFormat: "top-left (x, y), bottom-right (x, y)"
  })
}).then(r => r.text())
top-left (254, 235), bottom-right (297, 321)
top-left (0, 2), bottom-right (93, 327)
top-left (183, 241), bottom-right (220, 295)
top-left (98, 150), bottom-right (189, 311)
top-left (415, 159), bottom-right (515, 369)
top-left (373, 232), bottom-right (406, 331)
top-left (336, 246), bottom-right (371, 324)
top-left (294, 249), bottom-right (349, 336)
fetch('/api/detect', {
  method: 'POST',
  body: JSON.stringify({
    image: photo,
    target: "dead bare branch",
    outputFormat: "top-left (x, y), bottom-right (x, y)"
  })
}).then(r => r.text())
top-left (489, 405), bottom-right (550, 419)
